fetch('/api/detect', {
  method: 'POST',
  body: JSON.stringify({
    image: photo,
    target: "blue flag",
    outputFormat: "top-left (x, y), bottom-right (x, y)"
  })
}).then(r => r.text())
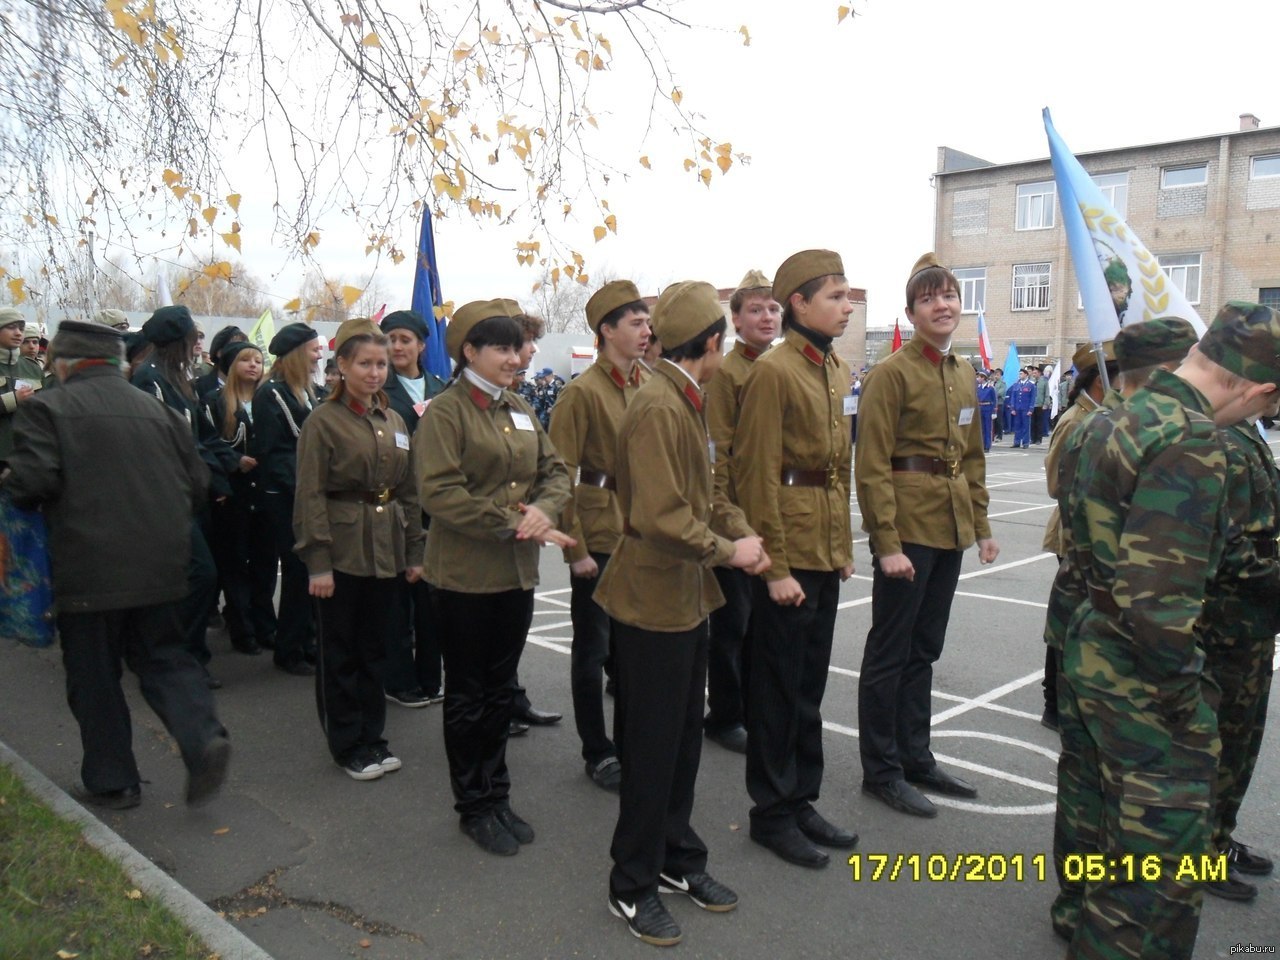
top-left (1001, 341), bottom-right (1021, 381)
top-left (411, 207), bottom-right (452, 379)
top-left (1043, 108), bottom-right (1205, 343)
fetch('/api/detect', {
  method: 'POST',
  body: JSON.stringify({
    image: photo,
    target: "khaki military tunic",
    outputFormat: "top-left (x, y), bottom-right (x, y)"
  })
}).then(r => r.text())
top-left (706, 339), bottom-right (765, 507)
top-left (293, 397), bottom-right (424, 578)
top-left (547, 356), bottom-right (644, 563)
top-left (595, 361), bottom-right (754, 632)
top-left (415, 378), bottom-right (571, 593)
top-left (855, 336), bottom-right (990, 556)
top-left (732, 329), bottom-right (852, 581)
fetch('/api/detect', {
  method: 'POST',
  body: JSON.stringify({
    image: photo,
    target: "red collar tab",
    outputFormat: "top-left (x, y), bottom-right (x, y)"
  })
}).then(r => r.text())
top-left (345, 397), bottom-right (368, 417)
top-left (604, 361), bottom-right (641, 389)
top-left (920, 343), bottom-right (944, 367)
top-left (467, 384), bottom-right (493, 410)
top-left (742, 344), bottom-right (761, 361)
top-left (682, 381), bottom-right (704, 412)
top-left (801, 344), bottom-right (825, 367)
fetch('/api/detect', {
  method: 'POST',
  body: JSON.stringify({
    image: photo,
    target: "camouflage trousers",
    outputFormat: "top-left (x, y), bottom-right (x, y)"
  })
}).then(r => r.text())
top-left (1063, 635), bottom-right (1221, 960)
top-left (1050, 647), bottom-right (1101, 940)
top-left (1202, 629), bottom-right (1275, 851)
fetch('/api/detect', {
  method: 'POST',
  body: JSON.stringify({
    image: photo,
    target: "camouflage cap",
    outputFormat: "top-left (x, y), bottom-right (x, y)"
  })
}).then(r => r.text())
top-left (1114, 316), bottom-right (1199, 372)
top-left (1071, 339), bottom-right (1115, 374)
top-left (446, 298), bottom-right (521, 363)
top-left (773, 250), bottom-right (844, 305)
top-left (651, 281), bottom-right (724, 351)
top-left (734, 268), bottom-right (771, 294)
top-left (1198, 301), bottom-right (1280, 386)
top-left (333, 317), bottom-right (383, 354)
top-left (585, 280), bottom-right (642, 333)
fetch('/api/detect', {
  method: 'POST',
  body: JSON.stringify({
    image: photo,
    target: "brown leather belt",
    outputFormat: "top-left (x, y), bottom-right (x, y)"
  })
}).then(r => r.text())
top-left (1252, 533), bottom-right (1279, 560)
top-left (780, 468), bottom-right (831, 487)
top-left (891, 456), bottom-right (961, 479)
top-left (326, 488), bottom-right (392, 505)
top-left (578, 468), bottom-right (616, 490)
top-left (1086, 582), bottom-right (1121, 618)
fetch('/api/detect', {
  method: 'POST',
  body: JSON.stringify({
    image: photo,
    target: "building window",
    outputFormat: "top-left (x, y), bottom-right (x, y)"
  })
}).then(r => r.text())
top-left (1016, 180), bottom-right (1056, 230)
top-left (953, 267), bottom-right (986, 314)
top-left (1012, 263), bottom-right (1051, 311)
top-left (1159, 253), bottom-right (1201, 304)
top-left (1161, 164), bottom-right (1207, 188)
top-left (1251, 155), bottom-right (1280, 179)
top-left (1093, 171), bottom-right (1129, 217)
top-left (1259, 287), bottom-right (1280, 308)
top-left (1020, 344), bottom-right (1049, 358)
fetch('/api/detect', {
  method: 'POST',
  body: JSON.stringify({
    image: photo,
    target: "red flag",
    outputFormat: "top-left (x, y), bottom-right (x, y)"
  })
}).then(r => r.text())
top-left (891, 319), bottom-right (903, 353)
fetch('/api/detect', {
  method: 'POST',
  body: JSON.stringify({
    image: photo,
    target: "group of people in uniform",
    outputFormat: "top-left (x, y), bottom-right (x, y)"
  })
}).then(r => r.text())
top-left (2, 243), bottom-right (1276, 955)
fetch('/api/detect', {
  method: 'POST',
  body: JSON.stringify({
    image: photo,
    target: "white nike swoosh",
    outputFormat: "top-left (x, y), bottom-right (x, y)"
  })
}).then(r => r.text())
top-left (661, 875), bottom-right (689, 892)
top-left (619, 899), bottom-right (637, 920)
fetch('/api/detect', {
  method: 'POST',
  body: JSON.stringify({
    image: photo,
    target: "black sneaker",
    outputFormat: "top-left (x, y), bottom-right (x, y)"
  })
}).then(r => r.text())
top-left (608, 890), bottom-right (682, 947)
top-left (423, 689), bottom-right (445, 705)
top-left (587, 757), bottom-right (622, 793)
top-left (1227, 840), bottom-right (1274, 876)
top-left (385, 689), bottom-right (433, 708)
top-left (658, 871), bottom-right (738, 912)
top-left (368, 745), bottom-right (401, 773)
top-left (1205, 869), bottom-right (1258, 902)
top-left (460, 812), bottom-right (518, 856)
top-left (340, 752), bottom-right (384, 781)
top-left (494, 803), bottom-right (534, 844)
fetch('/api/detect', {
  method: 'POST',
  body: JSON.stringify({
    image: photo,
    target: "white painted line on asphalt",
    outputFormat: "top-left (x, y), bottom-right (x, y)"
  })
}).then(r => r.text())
top-left (827, 664), bottom-right (1041, 720)
top-left (953, 590), bottom-right (1048, 609)
top-left (958, 553), bottom-right (1056, 580)
top-left (985, 477), bottom-right (1046, 489)
top-left (987, 504), bottom-right (1054, 519)
top-left (528, 620), bottom-right (573, 634)
top-left (836, 596), bottom-right (875, 610)
top-left (930, 671), bottom-right (1043, 725)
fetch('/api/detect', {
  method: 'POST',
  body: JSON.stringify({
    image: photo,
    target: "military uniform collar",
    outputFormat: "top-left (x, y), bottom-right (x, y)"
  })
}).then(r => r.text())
top-left (734, 339), bottom-right (767, 362)
top-left (785, 324), bottom-right (833, 366)
top-left (658, 358), bottom-right (704, 413)
top-left (1076, 392), bottom-right (1100, 413)
top-left (596, 354), bottom-right (642, 389)
top-left (906, 335), bottom-right (948, 367)
top-left (1147, 368), bottom-right (1214, 417)
top-left (342, 395), bottom-right (386, 418)
top-left (0, 346), bottom-right (21, 365)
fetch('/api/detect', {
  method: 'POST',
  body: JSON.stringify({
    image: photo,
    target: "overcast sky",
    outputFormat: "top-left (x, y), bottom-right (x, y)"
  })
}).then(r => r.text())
top-left (111, 0), bottom-right (1280, 328)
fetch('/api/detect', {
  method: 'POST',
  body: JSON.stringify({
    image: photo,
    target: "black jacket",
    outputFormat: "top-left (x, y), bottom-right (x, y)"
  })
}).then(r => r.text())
top-left (132, 361), bottom-right (232, 499)
top-left (5, 365), bottom-right (208, 613)
top-left (201, 391), bottom-right (264, 508)
top-left (382, 369), bottom-right (447, 437)
top-left (250, 379), bottom-right (315, 495)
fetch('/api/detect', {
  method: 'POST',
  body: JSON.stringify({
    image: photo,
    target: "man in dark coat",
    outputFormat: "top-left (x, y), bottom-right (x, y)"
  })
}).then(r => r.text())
top-left (3, 321), bottom-right (231, 810)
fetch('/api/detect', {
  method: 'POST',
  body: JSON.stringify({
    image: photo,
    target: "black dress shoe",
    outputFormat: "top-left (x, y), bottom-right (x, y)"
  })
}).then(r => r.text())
top-left (76, 783), bottom-right (142, 811)
top-left (750, 824), bottom-right (830, 868)
top-left (1227, 840), bottom-right (1274, 876)
top-left (460, 812), bottom-right (518, 856)
top-left (861, 779), bottom-right (937, 818)
top-left (705, 724), bottom-right (748, 754)
top-left (494, 803), bottom-right (535, 844)
top-left (186, 736), bottom-right (231, 807)
top-left (516, 706), bottom-right (562, 726)
top-left (275, 659), bottom-right (316, 677)
top-left (230, 638), bottom-right (263, 656)
top-left (905, 766), bottom-right (978, 799)
top-left (508, 719), bottom-right (530, 737)
top-left (797, 807), bottom-right (858, 849)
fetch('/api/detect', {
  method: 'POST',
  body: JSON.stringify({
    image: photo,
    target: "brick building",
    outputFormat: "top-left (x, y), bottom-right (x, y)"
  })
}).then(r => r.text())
top-left (932, 113), bottom-right (1280, 365)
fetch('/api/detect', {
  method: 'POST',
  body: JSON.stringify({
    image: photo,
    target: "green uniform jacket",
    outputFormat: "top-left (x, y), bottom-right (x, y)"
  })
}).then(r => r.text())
top-left (0, 347), bottom-right (46, 461)
top-left (414, 378), bottom-right (571, 593)
top-left (1063, 370), bottom-right (1227, 713)
top-left (733, 329), bottom-right (852, 581)
top-left (547, 356), bottom-right (645, 563)
top-left (855, 336), bottom-right (990, 556)
top-left (595, 361), bottom-right (754, 632)
top-left (1041, 392), bottom-right (1099, 555)
top-left (706, 339), bottom-right (765, 509)
top-left (293, 397), bottom-right (424, 579)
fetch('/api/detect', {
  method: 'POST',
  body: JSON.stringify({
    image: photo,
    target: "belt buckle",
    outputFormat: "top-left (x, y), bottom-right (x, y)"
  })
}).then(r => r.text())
top-left (375, 488), bottom-right (392, 504)
top-left (945, 459), bottom-right (961, 479)
top-left (827, 466), bottom-right (839, 488)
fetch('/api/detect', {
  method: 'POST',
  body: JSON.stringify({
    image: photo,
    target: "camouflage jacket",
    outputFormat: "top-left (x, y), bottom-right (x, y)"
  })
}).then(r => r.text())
top-left (1202, 421), bottom-right (1280, 639)
top-left (1062, 370), bottom-right (1228, 707)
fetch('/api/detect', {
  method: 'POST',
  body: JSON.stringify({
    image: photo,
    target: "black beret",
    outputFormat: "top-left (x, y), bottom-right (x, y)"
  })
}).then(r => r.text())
top-left (381, 309), bottom-right (429, 341)
top-left (124, 330), bottom-right (150, 364)
top-left (143, 304), bottom-right (195, 345)
top-left (208, 325), bottom-right (246, 361)
top-left (218, 339), bottom-right (262, 374)
top-left (268, 322), bottom-right (318, 357)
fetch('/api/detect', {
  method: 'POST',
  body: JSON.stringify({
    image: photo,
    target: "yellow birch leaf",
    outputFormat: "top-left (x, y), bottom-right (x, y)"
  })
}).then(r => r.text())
top-left (739, 25), bottom-right (750, 46)
top-left (340, 13), bottom-right (361, 27)
top-left (639, 155), bottom-right (651, 169)
top-left (221, 232), bottom-right (241, 252)
top-left (564, 265), bottom-right (575, 279)
top-left (574, 50), bottom-right (589, 71)
top-left (599, 36), bottom-right (612, 55)
top-left (563, 203), bottom-right (572, 216)
top-left (187, 217), bottom-right (198, 237)
top-left (226, 193), bottom-right (241, 213)
top-left (305, 231), bottom-right (320, 249)
top-left (715, 142), bottom-right (732, 155)
top-left (110, 53), bottom-right (127, 69)
top-left (716, 154), bottom-right (732, 174)
top-left (592, 55), bottom-right (604, 70)
top-left (22, 214), bottom-right (34, 227)
top-left (481, 27), bottom-right (500, 43)
top-left (162, 169), bottom-right (182, 185)
top-left (593, 225), bottom-right (607, 242)
top-left (468, 197), bottom-right (482, 215)
top-left (406, 133), bottom-right (417, 147)
top-left (8, 278), bottom-right (26, 303)
top-left (475, 64), bottom-right (486, 82)
top-left (531, 281), bottom-right (542, 294)
top-left (604, 214), bottom-right (617, 234)
top-left (682, 158), bottom-right (695, 172)
top-left (56, 951), bottom-right (79, 959)
top-left (570, 21), bottom-right (582, 41)
top-left (452, 44), bottom-right (471, 61)
top-left (361, 32), bottom-right (381, 47)
top-left (553, 16), bottom-right (566, 26)
top-left (341, 285), bottom-right (363, 307)
top-left (671, 88), bottom-right (683, 106)
top-left (171, 185), bottom-right (188, 200)
top-left (203, 262), bottom-right (232, 281)
top-left (201, 206), bottom-right (217, 225)
top-left (0, 266), bottom-right (6, 277)
top-left (154, 42), bottom-right (168, 63)
top-left (837, 5), bottom-right (851, 23)
top-left (699, 167), bottom-right (712, 187)
top-left (125, 889), bottom-right (143, 900)
top-left (601, 199), bottom-right (610, 210)
top-left (283, 298), bottom-right (301, 312)
top-left (116, 85), bottom-right (130, 96)
top-left (551, 266), bottom-right (561, 286)
top-left (44, 214), bottom-right (58, 225)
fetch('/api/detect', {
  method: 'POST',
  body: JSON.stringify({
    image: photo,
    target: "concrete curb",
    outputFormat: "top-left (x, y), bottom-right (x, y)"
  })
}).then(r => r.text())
top-left (0, 737), bottom-right (274, 960)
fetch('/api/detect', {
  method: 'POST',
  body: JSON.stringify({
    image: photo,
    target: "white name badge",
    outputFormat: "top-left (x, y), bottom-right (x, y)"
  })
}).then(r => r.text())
top-left (511, 412), bottom-right (535, 431)
top-left (708, 440), bottom-right (716, 463)
top-left (957, 407), bottom-right (975, 426)
top-left (395, 432), bottom-right (410, 450)
top-left (843, 395), bottom-right (858, 416)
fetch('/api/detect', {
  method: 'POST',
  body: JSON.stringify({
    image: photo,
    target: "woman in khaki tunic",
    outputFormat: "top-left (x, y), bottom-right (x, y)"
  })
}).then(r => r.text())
top-left (293, 319), bottom-right (424, 781)
top-left (414, 299), bottom-right (572, 855)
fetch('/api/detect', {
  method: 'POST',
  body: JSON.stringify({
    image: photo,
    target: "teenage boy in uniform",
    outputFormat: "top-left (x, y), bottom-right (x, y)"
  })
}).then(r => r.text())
top-left (855, 252), bottom-right (998, 819)
top-left (703, 269), bottom-right (781, 754)
top-left (596, 281), bottom-right (768, 947)
top-left (732, 250), bottom-right (858, 868)
top-left (549, 280), bottom-right (651, 792)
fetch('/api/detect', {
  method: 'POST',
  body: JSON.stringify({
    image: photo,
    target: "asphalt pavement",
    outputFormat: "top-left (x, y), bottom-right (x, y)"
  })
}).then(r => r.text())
top-left (2, 440), bottom-right (1277, 959)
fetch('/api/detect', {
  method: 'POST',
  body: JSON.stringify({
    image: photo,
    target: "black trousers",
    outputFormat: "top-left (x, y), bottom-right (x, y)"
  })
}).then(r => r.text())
top-left (859, 543), bottom-right (963, 782)
top-left (384, 578), bottom-right (444, 695)
top-left (745, 568), bottom-right (839, 832)
top-left (263, 491), bottom-right (315, 668)
top-left (184, 518), bottom-right (217, 666)
top-left (570, 551), bottom-right (616, 765)
top-left (58, 602), bottom-right (226, 794)
top-left (1031, 405), bottom-right (1045, 443)
top-left (705, 565), bottom-right (753, 733)
top-left (210, 497), bottom-right (278, 648)
top-left (436, 587), bottom-right (533, 817)
top-left (315, 572), bottom-right (396, 764)
top-left (609, 619), bottom-right (709, 901)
